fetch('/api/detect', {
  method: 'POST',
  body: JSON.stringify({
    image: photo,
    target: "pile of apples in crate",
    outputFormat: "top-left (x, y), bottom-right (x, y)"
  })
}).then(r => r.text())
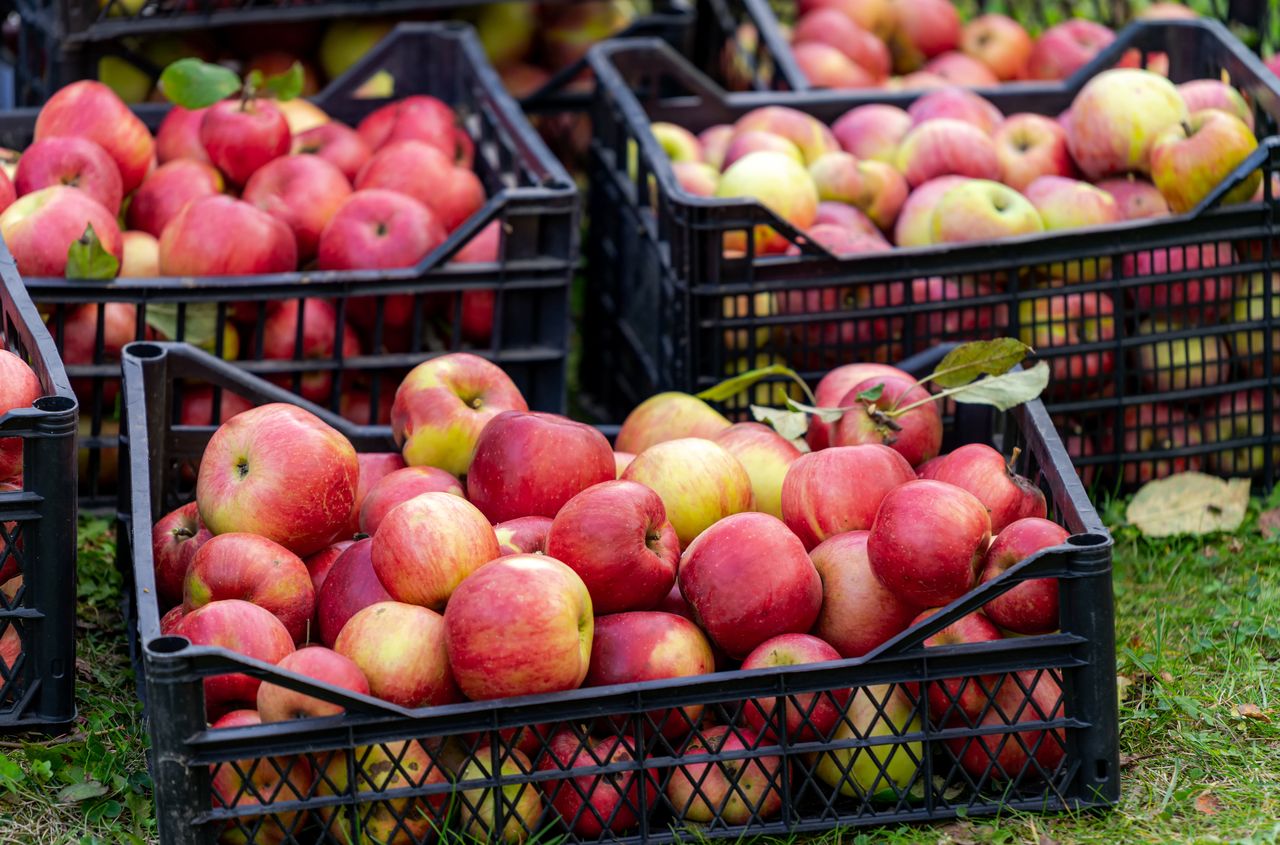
top-left (776, 0), bottom-right (1197, 89)
top-left (153, 344), bottom-right (1067, 837)
top-left (0, 351), bottom-right (43, 671)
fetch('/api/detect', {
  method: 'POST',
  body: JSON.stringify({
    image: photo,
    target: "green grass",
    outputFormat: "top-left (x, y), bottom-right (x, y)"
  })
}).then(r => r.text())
top-left (1, 502), bottom-right (1277, 844)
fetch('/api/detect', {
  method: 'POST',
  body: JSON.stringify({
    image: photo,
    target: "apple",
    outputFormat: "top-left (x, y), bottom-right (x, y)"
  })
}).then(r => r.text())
top-left (907, 88), bottom-right (1003, 135)
top-left (831, 374), bottom-right (943, 467)
top-left (925, 443), bottom-right (1046, 533)
top-left (710, 422), bottom-right (802, 519)
top-left (14, 136), bottom-right (123, 215)
top-left (494, 515), bottom-right (553, 556)
top-left (585, 611), bottom-right (716, 739)
top-left (317, 188), bottom-right (444, 285)
top-left (1178, 79), bottom-right (1254, 130)
top-left (832, 104), bottom-right (911, 163)
top-left (672, 161), bottom-right (719, 196)
top-left (255, 645), bottom-right (369, 722)
top-left (721, 131), bottom-right (803, 171)
top-left (667, 726), bottom-right (783, 823)
top-left (0, 185), bottom-right (122, 277)
top-left (458, 747), bottom-right (544, 845)
top-left (452, 219), bottom-right (502, 265)
top-left (930, 179), bottom-right (1043, 244)
top-left (807, 364), bottom-right (910, 451)
top-left (291, 121), bottom-right (371, 184)
top-left (1150, 109), bottom-right (1260, 214)
top-left (792, 8), bottom-right (890, 81)
top-left (545, 480), bottom-right (679, 614)
top-left (333, 600), bottom-right (459, 708)
top-left (537, 732), bottom-right (651, 837)
top-left (895, 120), bottom-right (1000, 187)
top-left (980, 517), bottom-right (1070, 635)
top-left (1026, 20), bottom-right (1114, 81)
top-left (888, 71), bottom-right (949, 90)
top-left (650, 121), bottom-right (703, 163)
top-left (183, 532), bottom-right (314, 643)
top-left (1101, 402), bottom-right (1203, 484)
top-left (358, 466), bottom-right (464, 536)
top-left (794, 41), bottom-right (878, 88)
top-left (208, 710), bottom-right (312, 845)
top-left (808, 153), bottom-right (908, 230)
top-left (1025, 175), bottom-right (1121, 279)
top-left (315, 739), bottom-right (446, 845)
top-left (391, 352), bottom-right (528, 475)
top-left (174, 599), bottom-right (294, 716)
top-left (315, 538), bottom-right (391, 647)
top-left (200, 98), bottom-right (290, 186)
top-left (910, 608), bottom-right (1002, 722)
top-left (887, 0), bottom-right (960, 71)
top-left (347, 452), bottom-right (405, 533)
top-left (612, 452), bottom-right (635, 478)
top-left (1135, 317), bottom-right (1229, 393)
top-left (947, 670), bottom-right (1065, 781)
top-left (1097, 176), bottom-right (1170, 220)
top-left (355, 140), bottom-right (485, 233)
top-left (782, 445), bottom-right (915, 550)
top-left (891, 174), bottom-right (967, 247)
top-left (1207, 389), bottom-right (1280, 476)
top-left (196, 402), bottom-right (359, 557)
top-left (118, 230), bottom-right (160, 277)
top-left (1066, 69), bottom-right (1189, 179)
top-left (371, 491), bottom-right (498, 609)
top-left (539, 0), bottom-right (634, 70)
top-left (868, 479), bottom-right (992, 607)
top-left (800, 0), bottom-right (895, 40)
top-left (34, 80), bottom-right (154, 193)
top-left (356, 95), bottom-right (456, 156)
top-left (810, 530), bottom-right (919, 657)
top-left (1017, 293), bottom-right (1116, 398)
top-left (303, 540), bottom-right (352, 597)
top-left (260, 298), bottom-right (360, 404)
top-left (155, 106), bottom-right (210, 164)
top-left (960, 14), bottom-right (1031, 80)
top-left (813, 684), bottom-right (923, 799)
top-left (699, 125), bottom-right (734, 171)
top-left (994, 113), bottom-right (1076, 192)
top-left (716, 151), bottom-right (819, 254)
top-left (621, 438), bottom-right (753, 548)
top-left (792, 223), bottom-right (888, 257)
top-left (1231, 272), bottom-right (1280, 376)
top-left (731, 106), bottom-right (840, 165)
top-left (178, 384), bottom-right (253, 426)
top-left (615, 392), bottom-right (730, 454)
top-left (158, 195), bottom-right (297, 276)
top-left (243, 154), bottom-right (352, 261)
top-left (126, 159), bottom-right (224, 240)
top-left (151, 501), bottom-right (213, 610)
top-left (923, 52), bottom-right (1000, 87)
top-left (467, 411), bottom-right (616, 523)
top-left (53, 302), bottom-right (136, 412)
top-left (444, 555), bottom-right (594, 700)
top-left (814, 201), bottom-right (880, 238)
top-left (742, 633), bottom-right (848, 740)
top-left (0, 351), bottom-right (42, 482)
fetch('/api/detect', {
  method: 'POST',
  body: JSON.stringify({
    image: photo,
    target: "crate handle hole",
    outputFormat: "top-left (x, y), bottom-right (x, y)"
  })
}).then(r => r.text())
top-left (1068, 533), bottom-right (1109, 548)
top-left (127, 343), bottom-right (166, 360)
top-left (34, 396), bottom-right (74, 413)
top-left (1096, 758), bottom-right (1110, 781)
top-left (148, 636), bottom-right (190, 655)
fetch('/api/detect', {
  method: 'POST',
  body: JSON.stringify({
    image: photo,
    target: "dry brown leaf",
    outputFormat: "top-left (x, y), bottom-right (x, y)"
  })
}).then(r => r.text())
top-left (1228, 537), bottom-right (1245, 554)
top-left (1235, 703), bottom-right (1271, 722)
top-left (1260, 507), bottom-right (1280, 538)
top-left (1195, 790), bottom-right (1222, 815)
top-left (1202, 546), bottom-right (1219, 558)
top-left (1127, 473), bottom-right (1250, 537)
top-left (1160, 671), bottom-right (1174, 683)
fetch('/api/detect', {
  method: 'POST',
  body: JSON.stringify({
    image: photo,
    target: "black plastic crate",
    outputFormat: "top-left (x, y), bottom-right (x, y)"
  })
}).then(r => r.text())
top-left (584, 20), bottom-right (1280, 489)
top-left (1, 22), bottom-right (578, 510)
top-left (118, 339), bottom-right (1115, 844)
top-left (0, 238), bottom-right (78, 733)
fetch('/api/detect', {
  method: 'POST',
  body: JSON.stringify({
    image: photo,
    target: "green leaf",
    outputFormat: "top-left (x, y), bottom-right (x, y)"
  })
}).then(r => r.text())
top-left (56, 781), bottom-right (108, 803)
top-left (696, 364), bottom-right (806, 403)
top-left (143, 302), bottom-right (224, 352)
top-left (65, 224), bottom-right (120, 280)
top-left (750, 405), bottom-right (810, 445)
top-left (0, 752), bottom-right (23, 784)
top-left (159, 58), bottom-right (241, 109)
top-left (785, 397), bottom-right (849, 424)
top-left (948, 360), bottom-right (1050, 411)
top-left (262, 61), bottom-right (305, 102)
top-left (856, 383), bottom-right (885, 403)
top-left (929, 338), bottom-right (1032, 389)
top-left (1126, 473), bottom-right (1251, 537)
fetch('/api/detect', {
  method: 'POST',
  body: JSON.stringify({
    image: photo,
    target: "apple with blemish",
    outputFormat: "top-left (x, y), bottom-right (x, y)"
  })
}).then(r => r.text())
top-left (667, 726), bottom-right (784, 823)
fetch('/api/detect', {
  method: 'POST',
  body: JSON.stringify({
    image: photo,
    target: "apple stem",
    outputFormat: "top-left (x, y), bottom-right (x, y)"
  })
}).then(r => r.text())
top-left (1007, 446), bottom-right (1022, 474)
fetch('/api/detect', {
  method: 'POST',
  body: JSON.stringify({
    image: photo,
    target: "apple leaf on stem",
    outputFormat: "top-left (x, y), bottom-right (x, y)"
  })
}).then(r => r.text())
top-left (143, 303), bottom-right (223, 352)
top-left (948, 361), bottom-right (1050, 412)
top-left (65, 224), bottom-right (119, 280)
top-left (784, 398), bottom-right (848, 424)
top-left (261, 62), bottom-right (305, 102)
top-left (160, 58), bottom-right (242, 110)
top-left (750, 404), bottom-right (810, 447)
top-left (926, 338), bottom-right (1032, 389)
top-left (696, 363), bottom-right (816, 405)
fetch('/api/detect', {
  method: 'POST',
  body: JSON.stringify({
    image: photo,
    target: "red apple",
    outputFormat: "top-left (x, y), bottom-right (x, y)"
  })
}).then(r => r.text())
top-left (355, 140), bottom-right (485, 234)
top-left (0, 351), bottom-right (42, 482)
top-left (742, 633), bottom-right (848, 740)
top-left (14, 136), bottom-right (123, 215)
top-left (621, 438), bottom-right (753, 548)
top-left (1126, 241), bottom-right (1235, 323)
top-left (260, 299), bottom-right (360, 404)
top-left (303, 540), bottom-right (353, 596)
top-left (810, 530), bottom-right (919, 657)
top-left (699, 124), bottom-right (734, 170)
top-left (256, 645), bottom-right (369, 721)
top-left (356, 95), bottom-right (456, 155)
top-left (980, 517), bottom-right (1070, 635)
top-left (53, 302), bottom-right (134, 409)
top-left (155, 105), bottom-right (211, 164)
top-left (199, 98), bottom-right (290, 186)
top-left (808, 153), bottom-right (908, 230)
top-left (334, 600), bottom-right (460, 708)
top-left (126, 159), bottom-right (224, 239)
top-left (183, 532), bottom-right (315, 643)
top-left (814, 201), bottom-right (880, 238)
top-left (1026, 20), bottom-right (1114, 81)
top-left (782, 444), bottom-right (916, 549)
top-left (208, 710), bottom-right (312, 844)
top-left (348, 451), bottom-right (405, 535)
top-left (537, 732), bottom-right (652, 837)
top-left (832, 375), bottom-right (943, 467)
top-left (666, 726), bottom-right (783, 824)
top-left (1178, 79), bottom-right (1253, 130)
top-left (614, 392), bottom-right (730, 454)
top-left (792, 8), bottom-right (890, 81)
top-left (316, 188), bottom-right (445, 272)
top-left (1017, 292), bottom-right (1116, 399)
top-left (731, 106), bottom-right (840, 165)
top-left (151, 501), bottom-right (213, 611)
top-left (960, 14), bottom-right (1032, 80)
top-left (721, 130), bottom-right (803, 171)
top-left (794, 41), bottom-right (878, 88)
top-left (948, 669), bottom-right (1065, 779)
top-left (907, 88), bottom-right (1003, 135)
top-left (34, 80), bottom-right (154, 193)
top-left (158, 195), bottom-right (297, 276)
top-left (291, 120), bottom-right (372, 183)
top-left (358, 465), bottom-right (464, 536)
top-left (925, 443), bottom-right (1047, 533)
top-left (160, 605), bottom-right (185, 636)
top-left (910, 607), bottom-right (1002, 723)
top-left (1101, 402), bottom-right (1203, 485)
top-left (174, 599), bottom-right (294, 716)
top-left (243, 154), bottom-right (352, 261)
top-left (315, 538), bottom-right (391, 647)
top-left (0, 185), bottom-right (122, 277)
top-left (832, 104), bottom-right (912, 163)
top-left (994, 113), bottom-right (1076, 192)
top-left (178, 384), bottom-right (253, 426)
top-left (889, 0), bottom-right (961, 71)
top-left (1097, 176), bottom-right (1170, 220)
top-left (895, 119), bottom-right (1000, 187)
top-left (494, 515), bottom-right (553, 556)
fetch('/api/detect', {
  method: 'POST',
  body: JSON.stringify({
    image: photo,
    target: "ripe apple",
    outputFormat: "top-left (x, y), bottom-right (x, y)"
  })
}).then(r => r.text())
top-left (813, 684), bottom-right (922, 799)
top-left (1017, 292), bottom-right (1116, 398)
top-left (303, 540), bottom-right (352, 597)
top-left (671, 162), bottom-right (719, 197)
top-left (371, 492), bottom-right (498, 609)
top-left (494, 515), bottom-right (553, 556)
top-left (896, 119), bottom-right (1000, 187)
top-left (923, 52), bottom-right (999, 87)
top-left (151, 501), bottom-right (213, 610)
top-left (716, 151), bottom-right (819, 254)
top-left (1135, 317), bottom-right (1229, 393)
top-left (177, 384), bottom-right (251, 428)
top-left (119, 230), bottom-right (160, 277)
top-left (1178, 79), bottom-right (1253, 130)
top-left (794, 41), bottom-right (878, 88)
top-left (612, 452), bottom-right (635, 478)
top-left (355, 140), bottom-right (485, 233)
top-left (174, 599), bottom-right (294, 716)
top-left (208, 710), bottom-right (312, 845)
top-left (615, 392), bottom-right (730, 454)
top-left (621, 438), bottom-right (753, 548)
top-left (960, 14), bottom-right (1032, 80)
top-left (832, 104), bottom-right (911, 163)
top-left (721, 131), bottom-right (803, 171)
top-left (155, 105), bottom-right (210, 164)
top-left (391, 352), bottom-right (528, 475)
top-left (1026, 20), bottom-right (1114, 81)
top-left (910, 608), bottom-right (1002, 722)
top-left (808, 153), bottom-right (908, 230)
top-left (793, 8), bottom-right (890, 81)
top-left (980, 517), bottom-right (1070, 635)
top-left (444, 555), bottom-right (594, 700)
top-left (742, 633), bottom-right (848, 740)
top-left (291, 121), bottom-right (371, 185)
top-left (316, 188), bottom-right (445, 273)
top-left (126, 159), bottom-right (224, 240)
top-left (650, 121), bottom-right (702, 163)
top-left (1101, 402), bottom-right (1203, 484)
top-left (243, 154), bottom-right (352, 261)
top-left (907, 88), bottom-right (1003, 135)
top-left (0, 185), bottom-right (122, 277)
top-left (546, 480), bottom-right (679, 614)
top-left (34, 80), bottom-right (154, 193)
top-left (831, 374), bottom-right (943, 467)
top-left (458, 747), bottom-right (544, 845)
top-left (356, 95), bottom-right (456, 155)
top-left (810, 530), bottom-right (918, 657)
top-left (892, 174), bottom-right (968, 248)
top-left (256, 645), bottom-right (369, 722)
top-left (888, 0), bottom-right (961, 71)
top-left (925, 443), bottom-right (1046, 533)
top-left (1097, 176), bottom-right (1170, 220)
top-left (1206, 389), bottom-right (1280, 476)
top-left (947, 670), bottom-right (1065, 781)
top-left (467, 411), bottom-right (615, 523)
top-left (200, 98), bottom-right (290, 186)
top-left (0, 351), bottom-right (42, 482)
top-left (259, 298), bottom-right (360, 404)
top-left (800, 0), bottom-right (894, 40)
top-left (1150, 109), bottom-right (1260, 214)
top-left (537, 732), bottom-right (651, 837)
top-left (196, 402), bottom-right (358, 557)
top-left (1066, 69), bottom-right (1189, 179)
top-left (315, 538), bottom-right (391, 647)
top-left (53, 302), bottom-right (134, 410)
top-left (782, 445), bottom-right (915, 549)
top-left (183, 532), bottom-right (314, 643)
top-left (731, 106), bottom-right (840, 165)
top-left (158, 195), bottom-right (297, 276)
top-left (868, 479), bottom-right (992, 607)
top-left (791, 222), bottom-right (888, 254)
top-left (667, 726), bottom-right (784, 824)
top-left (994, 114), bottom-right (1076, 192)
top-left (930, 179), bottom-right (1043, 244)
top-left (711, 422), bottom-right (802, 519)
top-left (315, 738), bottom-right (447, 844)
top-left (334, 600), bottom-right (459, 708)
top-left (14, 136), bottom-right (123, 215)
top-left (814, 201), bottom-right (880, 238)
top-left (347, 451), bottom-right (405, 534)
top-left (358, 466), bottom-right (464, 536)
top-left (699, 124), bottom-right (734, 170)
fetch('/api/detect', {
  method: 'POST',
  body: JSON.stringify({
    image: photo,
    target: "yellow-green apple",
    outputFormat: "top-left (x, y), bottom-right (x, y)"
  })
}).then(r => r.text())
top-left (444, 555), bottom-right (594, 700)
top-left (318, 18), bottom-right (393, 79)
top-left (947, 670), bottom-right (1065, 780)
top-left (960, 14), bottom-right (1031, 80)
top-left (260, 299), bottom-right (360, 404)
top-left (1135, 317), bottom-right (1229, 393)
top-left (832, 374), bottom-right (943, 467)
top-left (371, 492), bottom-right (497, 609)
top-left (304, 540), bottom-right (353, 596)
top-left (814, 201), bottom-right (881, 238)
top-left (1097, 176), bottom-right (1170, 220)
top-left (356, 95), bottom-right (456, 155)
top-left (126, 159), bottom-right (224, 239)
top-left (539, 0), bottom-right (634, 70)
top-left (151, 501), bottom-right (213, 611)
top-left (615, 392), bottom-right (730, 454)
top-left (896, 120), bottom-right (1000, 187)
top-left (459, 747), bottom-right (544, 845)
top-left (810, 530), bottom-right (918, 656)
top-left (1100, 402), bottom-right (1203, 484)
top-left (732, 106), bottom-right (840, 165)
top-left (155, 105), bottom-right (210, 164)
top-left (1024, 175), bottom-right (1120, 279)
top-left (472, 1), bottom-right (535, 67)
top-left (243, 154), bottom-right (351, 261)
top-left (546, 480), bottom-right (679, 613)
top-left (34, 80), bottom-right (154, 193)
top-left (291, 122), bottom-right (371, 184)
top-left (794, 41), bottom-right (878, 88)
top-left (256, 645), bottom-right (369, 721)
top-left (1231, 272), bottom-right (1280, 376)
top-left (275, 97), bottom-right (330, 136)
top-left (1017, 292), bottom-right (1115, 398)
top-left (0, 351), bottom-right (42, 482)
top-left (537, 731), bottom-right (652, 837)
top-left (347, 452), bottom-right (406, 536)
top-left (931, 179), bottom-right (1043, 245)
top-left (183, 532), bottom-right (315, 643)
top-left (711, 422), bottom-right (802, 519)
top-left (699, 124), bottom-right (734, 170)
top-left (1150, 109), bottom-right (1260, 214)
top-left (315, 738), bottom-right (446, 845)
top-left (672, 162), bottom-right (719, 197)
top-left (1206, 389), bottom-right (1280, 476)
top-left (1178, 79), bottom-right (1253, 130)
top-left (809, 363), bottom-right (911, 449)
top-left (390, 352), bottom-right (528, 475)
top-left (923, 52), bottom-right (999, 86)
top-left (316, 539), bottom-right (391, 647)
top-left (174, 599), bottom-right (294, 717)
top-left (14, 136), bottom-right (123, 215)
top-left (667, 726), bottom-right (783, 823)
top-left (200, 98), bottom-right (290, 186)
top-left (612, 451), bottom-right (635, 478)
top-left (1066, 69), bottom-right (1188, 179)
top-left (467, 411), bottom-right (616, 523)
top-left (814, 684), bottom-right (922, 798)
top-left (979, 517), bottom-right (1070, 635)
top-left (679, 512), bottom-right (822, 657)
top-left (892, 175), bottom-right (967, 247)
top-left (909, 608), bottom-right (1001, 722)
top-left (808, 153), bottom-right (908, 230)
top-left (621, 438), bottom-right (753, 547)
top-left (994, 113), bottom-right (1076, 192)
top-left (584, 611), bottom-right (716, 739)
top-left (721, 131), bottom-right (803, 171)
top-left (158, 195), bottom-right (297, 276)
top-left (907, 88), bottom-right (1003, 135)
top-left (358, 466), bottom-right (464, 536)
top-left (832, 104), bottom-right (911, 163)
top-left (800, 0), bottom-right (894, 40)
top-left (716, 151), bottom-right (819, 254)
top-left (793, 8), bottom-right (890, 81)
top-left (868, 479), bottom-right (992, 607)
top-left (0, 185), bottom-right (122, 277)
top-left (119, 230), bottom-right (160, 277)
top-left (1026, 20), bottom-right (1114, 81)
top-left (208, 710), bottom-right (312, 845)
top-left (334, 600), bottom-right (459, 708)
top-left (355, 141), bottom-right (484, 234)
top-left (782, 445), bottom-right (915, 549)
top-left (196, 402), bottom-right (358, 556)
top-left (650, 122), bottom-right (702, 163)
top-left (494, 515), bottom-right (553, 556)
top-left (742, 633), bottom-right (848, 740)
top-left (924, 443), bottom-right (1046, 533)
